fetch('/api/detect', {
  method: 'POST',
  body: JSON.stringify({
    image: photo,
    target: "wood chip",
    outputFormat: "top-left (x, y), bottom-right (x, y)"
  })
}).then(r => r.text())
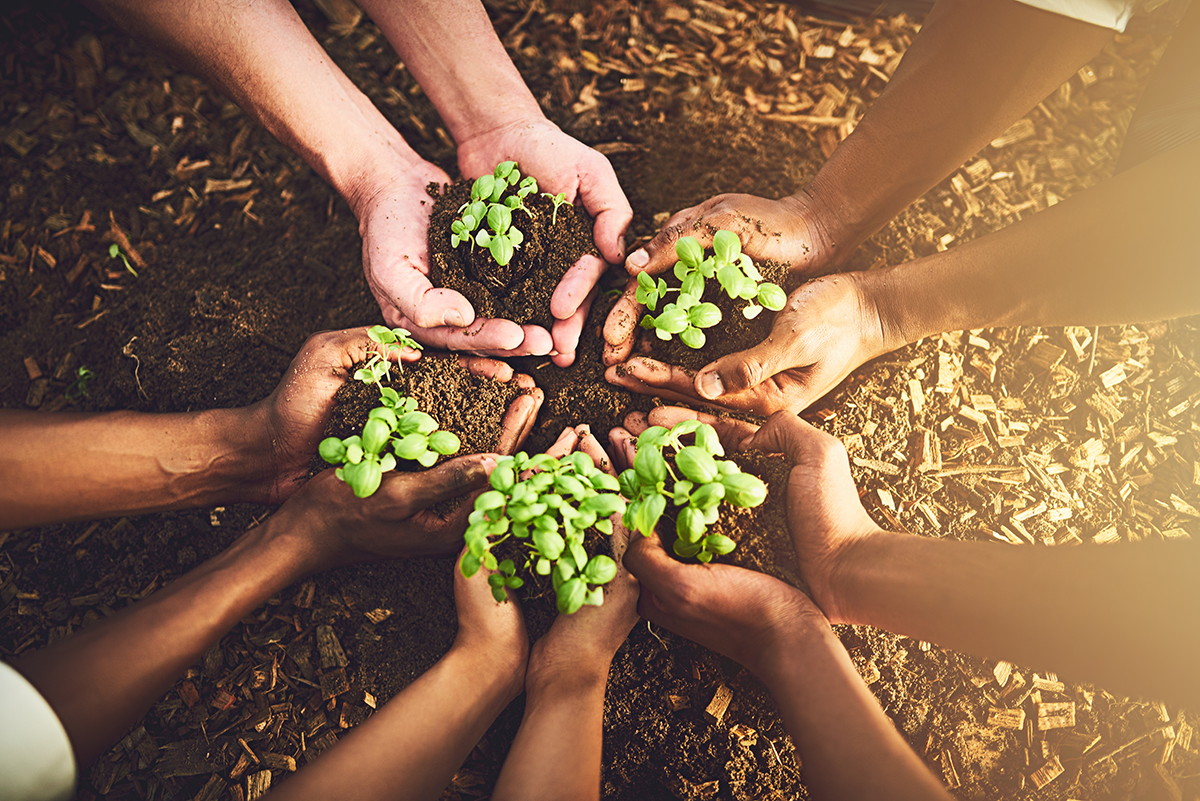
top-left (704, 684), bottom-right (733, 725)
top-left (988, 707), bottom-right (1026, 729)
top-left (1030, 756), bottom-right (1065, 790)
top-left (1027, 340), bottom-right (1067, 371)
top-left (204, 178), bottom-right (253, 194)
top-left (1032, 675), bottom-right (1066, 694)
top-left (852, 456), bottom-right (901, 475)
top-left (316, 625), bottom-right (348, 669)
top-left (1037, 701), bottom-right (1076, 730)
top-left (993, 660), bottom-right (1013, 687)
top-left (991, 118), bottom-right (1036, 148)
top-left (668, 694), bottom-right (690, 712)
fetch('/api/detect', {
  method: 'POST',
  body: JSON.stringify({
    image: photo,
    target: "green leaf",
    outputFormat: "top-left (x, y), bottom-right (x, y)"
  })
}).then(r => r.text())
top-left (637, 426), bottom-right (670, 450)
top-left (695, 424), bottom-right (724, 456)
top-left (679, 326), bottom-right (705, 350)
top-left (483, 551), bottom-right (498, 571)
top-left (676, 292), bottom-right (698, 310)
top-left (654, 306), bottom-right (688, 334)
top-left (673, 539), bottom-right (702, 558)
top-left (475, 229), bottom-right (492, 247)
top-left (740, 252), bottom-right (761, 280)
top-left (380, 386), bottom-right (401, 406)
top-left (688, 302), bottom-right (721, 329)
top-left (681, 272), bottom-right (705, 299)
top-left (491, 585), bottom-right (507, 603)
top-left (584, 587), bottom-right (605, 606)
top-left (506, 576), bottom-right (524, 589)
top-left (617, 469), bottom-right (639, 499)
top-left (689, 482), bottom-right (725, 508)
top-left (417, 450), bottom-right (438, 468)
top-left (675, 236), bottom-right (703, 267)
top-left (557, 578), bottom-right (587, 614)
top-left (487, 203), bottom-right (512, 233)
top-left (583, 554), bottom-right (618, 584)
top-left (345, 442), bottom-right (364, 464)
top-left (460, 551), bottom-right (483, 577)
top-left (633, 492), bottom-right (667, 536)
top-left (581, 493), bottom-right (624, 517)
top-left (697, 550), bottom-right (713, 564)
top-left (758, 283), bottom-right (787, 311)
top-left (595, 519), bottom-right (613, 535)
top-left (713, 230), bottom-right (741, 264)
top-left (489, 236), bottom-right (514, 267)
top-left (318, 437), bottom-right (347, 465)
top-left (676, 446), bottom-right (719, 484)
top-left (476, 490), bottom-right (506, 511)
top-left (569, 541), bottom-right (589, 572)
top-left (742, 303), bottom-right (764, 320)
top-left (634, 446), bottom-right (667, 487)
top-left (379, 453), bottom-right (396, 472)
top-left (705, 534), bottom-right (737, 555)
top-left (368, 406), bottom-right (398, 430)
top-left (555, 474), bottom-right (588, 499)
top-left (490, 461), bottom-right (516, 491)
top-left (536, 557), bottom-right (552, 576)
top-left (716, 264), bottom-right (742, 298)
top-left (345, 459), bottom-right (383, 498)
top-left (721, 472), bottom-right (768, 507)
top-left (428, 430), bottom-right (461, 455)
top-left (640, 314), bottom-right (658, 330)
top-left (532, 528), bottom-right (565, 560)
top-left (676, 506), bottom-right (707, 543)
top-left (361, 418), bottom-right (391, 455)
top-left (393, 433), bottom-right (428, 461)
top-left (590, 472), bottom-right (620, 492)
top-left (488, 573), bottom-right (505, 588)
top-left (472, 174), bottom-right (496, 202)
top-left (398, 411), bottom-right (438, 436)
top-left (494, 160), bottom-right (516, 180)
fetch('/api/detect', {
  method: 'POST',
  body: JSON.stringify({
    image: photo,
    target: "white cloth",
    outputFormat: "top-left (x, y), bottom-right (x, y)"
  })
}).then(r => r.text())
top-left (1014, 0), bottom-right (1151, 30)
top-left (0, 662), bottom-right (76, 801)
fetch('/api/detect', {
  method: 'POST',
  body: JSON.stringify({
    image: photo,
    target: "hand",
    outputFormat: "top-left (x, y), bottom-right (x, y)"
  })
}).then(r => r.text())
top-left (458, 117), bottom-right (633, 367)
top-left (527, 425), bottom-right (641, 684)
top-left (603, 190), bottom-right (842, 365)
top-left (621, 406), bottom-right (882, 625)
top-left (354, 160), bottom-right (551, 356)
top-left (605, 272), bottom-right (895, 415)
top-left (452, 547), bottom-right (529, 682)
top-left (245, 327), bottom-right (420, 504)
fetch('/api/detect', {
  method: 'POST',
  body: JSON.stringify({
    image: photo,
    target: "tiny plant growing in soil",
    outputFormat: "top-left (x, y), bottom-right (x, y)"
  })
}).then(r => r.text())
top-left (319, 326), bottom-right (461, 498)
top-left (108, 243), bottom-right (137, 277)
top-left (618, 420), bottom-right (767, 562)
top-left (65, 366), bottom-right (95, 400)
top-left (449, 161), bottom-right (539, 267)
top-left (638, 230), bottom-right (787, 348)
top-left (461, 451), bottom-right (627, 612)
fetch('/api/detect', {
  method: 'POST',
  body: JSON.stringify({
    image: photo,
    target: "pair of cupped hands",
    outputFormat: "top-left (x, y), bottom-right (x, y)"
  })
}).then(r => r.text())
top-left (372, 121), bottom-right (893, 412)
top-left (256, 326), bottom-right (879, 682)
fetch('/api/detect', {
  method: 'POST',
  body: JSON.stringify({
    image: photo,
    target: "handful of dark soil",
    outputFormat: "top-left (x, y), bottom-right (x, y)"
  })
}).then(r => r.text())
top-left (427, 180), bottom-right (597, 330)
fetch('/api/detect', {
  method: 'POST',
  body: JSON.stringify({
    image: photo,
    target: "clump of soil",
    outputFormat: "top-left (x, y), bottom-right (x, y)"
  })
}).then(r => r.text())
top-left (324, 354), bottom-right (522, 461)
top-left (427, 179), bottom-right (597, 329)
top-left (638, 257), bottom-right (794, 373)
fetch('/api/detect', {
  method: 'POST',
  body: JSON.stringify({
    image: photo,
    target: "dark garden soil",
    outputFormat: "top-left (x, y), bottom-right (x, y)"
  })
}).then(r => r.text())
top-left (3, 2), bottom-right (1200, 801)
top-left (428, 179), bottom-right (596, 329)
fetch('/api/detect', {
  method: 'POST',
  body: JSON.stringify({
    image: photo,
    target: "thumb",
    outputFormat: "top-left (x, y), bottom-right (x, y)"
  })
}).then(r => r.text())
top-left (623, 532), bottom-right (685, 595)
top-left (380, 453), bottom-right (494, 511)
top-left (694, 337), bottom-right (793, 401)
top-left (739, 410), bottom-right (821, 462)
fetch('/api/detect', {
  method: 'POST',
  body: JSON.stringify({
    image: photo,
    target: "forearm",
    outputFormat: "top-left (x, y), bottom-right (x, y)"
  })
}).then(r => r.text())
top-left (870, 137), bottom-right (1200, 347)
top-left (759, 622), bottom-right (952, 801)
top-left (269, 646), bottom-right (521, 801)
top-left (803, 0), bottom-right (1111, 254)
top-left (492, 662), bottom-right (611, 801)
top-left (0, 408), bottom-right (273, 528)
top-left (835, 531), bottom-right (1200, 708)
top-left (92, 0), bottom-right (421, 209)
top-left (12, 516), bottom-right (314, 765)
top-left (357, 0), bottom-right (545, 144)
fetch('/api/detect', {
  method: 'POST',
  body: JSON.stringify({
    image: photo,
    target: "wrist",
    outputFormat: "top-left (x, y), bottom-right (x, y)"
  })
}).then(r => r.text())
top-left (753, 613), bottom-right (842, 689)
top-left (450, 631), bottom-right (529, 703)
top-left (525, 651), bottom-right (612, 698)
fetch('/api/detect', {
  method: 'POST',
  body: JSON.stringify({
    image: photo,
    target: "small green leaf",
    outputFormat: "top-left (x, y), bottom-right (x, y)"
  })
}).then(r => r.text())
top-left (489, 236), bottom-right (514, 267)
top-left (488, 203), bottom-right (512, 233)
top-left (417, 450), bottom-right (438, 468)
top-left (673, 539), bottom-right (703, 558)
top-left (688, 302), bottom-right (721, 329)
top-left (679, 326), bottom-right (705, 350)
top-left (506, 576), bottom-right (524, 589)
top-left (533, 528), bottom-right (565, 560)
top-left (345, 442), bottom-right (364, 464)
top-left (758, 283), bottom-right (787, 311)
top-left (633, 492), bottom-right (667, 536)
top-left (428, 430), bottom-right (461, 455)
top-left (362, 418), bottom-right (391, 455)
top-left (681, 272), bottom-right (704, 299)
top-left (393, 433), bottom-right (428, 461)
top-left (584, 587), bottom-right (605, 606)
top-left (491, 585), bottom-right (507, 603)
top-left (476, 490), bottom-right (506, 511)
top-left (654, 306), bottom-right (688, 334)
top-left (319, 437), bottom-right (347, 464)
top-left (695, 424), bottom-right (724, 456)
top-left (536, 557), bottom-right (552, 576)
top-left (460, 551), bottom-right (483, 577)
top-left (583, 554), bottom-right (618, 584)
top-left (676, 446), bottom-right (719, 484)
top-left (557, 578), bottom-right (587, 614)
top-left (676, 506), bottom-right (706, 543)
top-left (490, 461), bottom-right (516, 491)
top-left (472, 174), bottom-right (495, 201)
top-left (636, 426), bottom-right (670, 450)
top-left (689, 482), bottom-right (725, 509)
top-left (617, 469), bottom-right (639, 499)
top-left (721, 472), bottom-right (768, 507)
top-left (634, 446), bottom-right (667, 487)
top-left (742, 303), bottom-right (764, 320)
top-left (346, 459), bottom-right (383, 498)
top-left (368, 407), bottom-right (398, 430)
top-left (675, 236), bottom-right (703, 267)
top-left (705, 534), bottom-right (737, 555)
top-left (713, 230), bottom-right (741, 264)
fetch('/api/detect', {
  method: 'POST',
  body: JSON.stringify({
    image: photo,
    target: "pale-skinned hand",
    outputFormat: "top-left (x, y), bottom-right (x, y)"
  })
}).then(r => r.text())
top-left (458, 117), bottom-right (633, 367)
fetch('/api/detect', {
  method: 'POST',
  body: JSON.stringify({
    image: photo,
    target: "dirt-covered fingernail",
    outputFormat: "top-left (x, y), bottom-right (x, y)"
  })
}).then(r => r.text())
top-left (627, 248), bottom-right (649, 269)
top-left (698, 371), bottom-right (724, 399)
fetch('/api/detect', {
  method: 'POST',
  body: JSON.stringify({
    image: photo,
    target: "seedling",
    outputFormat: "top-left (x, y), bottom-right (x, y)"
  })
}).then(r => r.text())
top-left (461, 451), bottom-right (627, 612)
top-left (65, 366), bottom-right (95, 400)
top-left (543, 191), bottom-right (569, 225)
top-left (618, 420), bottom-right (767, 563)
top-left (319, 325), bottom-right (460, 497)
top-left (638, 230), bottom-right (786, 348)
top-left (450, 161), bottom-right (540, 268)
top-left (108, 243), bottom-right (137, 277)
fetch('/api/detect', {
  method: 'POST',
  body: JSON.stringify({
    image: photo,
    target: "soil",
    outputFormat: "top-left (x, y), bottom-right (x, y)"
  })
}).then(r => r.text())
top-left (428, 179), bottom-right (596, 329)
top-left (2, 2), bottom-right (1199, 801)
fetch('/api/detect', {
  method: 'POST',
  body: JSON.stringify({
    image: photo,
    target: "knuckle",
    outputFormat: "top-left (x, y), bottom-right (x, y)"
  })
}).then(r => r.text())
top-left (731, 359), bottom-right (766, 389)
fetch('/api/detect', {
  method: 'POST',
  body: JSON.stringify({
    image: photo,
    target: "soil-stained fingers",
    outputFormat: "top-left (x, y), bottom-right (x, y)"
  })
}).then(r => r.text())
top-left (496, 378), bottom-right (544, 456)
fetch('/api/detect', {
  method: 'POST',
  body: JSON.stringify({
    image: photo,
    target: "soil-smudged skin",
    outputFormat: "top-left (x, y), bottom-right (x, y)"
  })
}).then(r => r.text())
top-left (428, 180), bottom-right (597, 329)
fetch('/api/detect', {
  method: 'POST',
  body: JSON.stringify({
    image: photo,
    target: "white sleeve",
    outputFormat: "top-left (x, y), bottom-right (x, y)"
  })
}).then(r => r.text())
top-left (1013, 0), bottom-right (1143, 30)
top-left (0, 662), bottom-right (76, 801)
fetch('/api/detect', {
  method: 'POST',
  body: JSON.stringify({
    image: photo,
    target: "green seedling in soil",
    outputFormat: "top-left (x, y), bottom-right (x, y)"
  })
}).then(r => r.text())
top-left (543, 191), bottom-right (569, 225)
top-left (108, 243), bottom-right (137, 277)
top-left (462, 451), bottom-right (627, 612)
top-left (65, 366), bottom-right (95, 400)
top-left (638, 230), bottom-right (786, 348)
top-left (450, 161), bottom-right (540, 267)
top-left (618, 419), bottom-right (766, 563)
top-left (319, 325), bottom-right (460, 498)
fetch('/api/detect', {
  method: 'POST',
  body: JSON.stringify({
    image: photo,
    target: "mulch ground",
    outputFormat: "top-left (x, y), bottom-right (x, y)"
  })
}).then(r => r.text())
top-left (2, 1), bottom-right (1199, 799)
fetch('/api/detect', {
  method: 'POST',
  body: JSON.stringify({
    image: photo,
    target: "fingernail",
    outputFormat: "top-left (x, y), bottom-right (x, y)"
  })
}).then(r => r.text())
top-left (443, 309), bottom-right (466, 327)
top-left (627, 248), bottom-right (648, 269)
top-left (479, 455), bottom-right (497, 475)
top-left (618, 235), bottom-right (628, 260)
top-left (698, 371), bottom-right (724, 399)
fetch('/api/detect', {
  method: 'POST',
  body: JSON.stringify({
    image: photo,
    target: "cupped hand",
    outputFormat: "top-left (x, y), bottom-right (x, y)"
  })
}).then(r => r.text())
top-left (605, 272), bottom-right (895, 415)
top-left (453, 547), bottom-right (529, 681)
top-left (355, 160), bottom-right (552, 357)
top-left (603, 190), bottom-right (841, 365)
top-left (457, 117), bottom-right (633, 367)
top-left (527, 425), bottom-right (640, 682)
top-left (247, 326), bottom-right (421, 504)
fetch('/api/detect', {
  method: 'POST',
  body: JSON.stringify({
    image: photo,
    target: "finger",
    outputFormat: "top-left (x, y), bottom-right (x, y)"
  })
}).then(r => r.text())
top-left (576, 156), bottom-right (633, 264)
top-left (646, 407), bottom-right (760, 450)
top-left (623, 530), bottom-right (689, 601)
top-left (459, 356), bottom-right (515, 383)
top-left (608, 427), bottom-right (637, 472)
top-left (545, 426), bottom-right (581, 460)
top-left (693, 334), bottom-right (796, 401)
top-left (621, 410), bottom-right (650, 435)
top-left (549, 286), bottom-right (598, 368)
top-left (386, 313), bottom-right (526, 353)
top-left (623, 204), bottom-right (706, 277)
top-left (741, 410), bottom-right (826, 462)
top-left (551, 254), bottom-right (607, 321)
top-left (496, 388), bottom-right (545, 455)
top-left (380, 453), bottom-right (494, 511)
top-left (373, 263), bottom-right (478, 330)
top-left (576, 424), bottom-right (617, 475)
top-left (601, 276), bottom-right (642, 363)
top-left (517, 325), bottom-right (554, 357)
top-left (604, 358), bottom-right (708, 407)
